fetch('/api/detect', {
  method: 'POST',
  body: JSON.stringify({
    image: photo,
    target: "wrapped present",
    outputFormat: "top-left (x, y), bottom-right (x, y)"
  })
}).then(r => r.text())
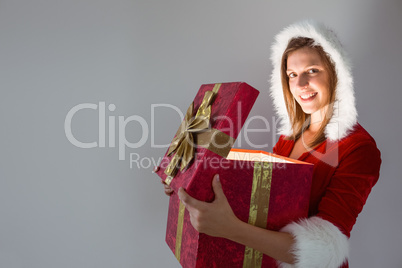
top-left (156, 82), bottom-right (313, 267)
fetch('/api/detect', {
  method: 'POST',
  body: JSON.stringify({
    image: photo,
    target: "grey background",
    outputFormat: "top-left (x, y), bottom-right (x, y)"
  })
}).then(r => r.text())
top-left (1, 0), bottom-right (401, 267)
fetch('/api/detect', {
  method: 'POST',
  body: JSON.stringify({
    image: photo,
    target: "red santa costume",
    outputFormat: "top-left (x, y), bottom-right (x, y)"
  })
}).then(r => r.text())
top-left (269, 21), bottom-right (382, 267)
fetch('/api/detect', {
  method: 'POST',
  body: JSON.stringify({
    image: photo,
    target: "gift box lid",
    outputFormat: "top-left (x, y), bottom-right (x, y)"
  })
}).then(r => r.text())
top-left (156, 82), bottom-right (259, 191)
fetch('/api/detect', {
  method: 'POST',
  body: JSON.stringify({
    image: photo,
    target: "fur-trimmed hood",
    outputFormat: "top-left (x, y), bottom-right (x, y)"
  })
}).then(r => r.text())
top-left (270, 20), bottom-right (357, 141)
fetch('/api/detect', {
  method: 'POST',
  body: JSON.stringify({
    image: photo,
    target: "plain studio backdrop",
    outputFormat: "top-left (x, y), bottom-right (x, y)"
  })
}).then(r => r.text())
top-left (1, 0), bottom-right (401, 267)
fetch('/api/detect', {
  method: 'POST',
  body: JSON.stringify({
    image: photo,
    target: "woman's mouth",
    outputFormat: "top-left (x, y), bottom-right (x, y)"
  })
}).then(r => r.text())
top-left (299, 92), bottom-right (317, 102)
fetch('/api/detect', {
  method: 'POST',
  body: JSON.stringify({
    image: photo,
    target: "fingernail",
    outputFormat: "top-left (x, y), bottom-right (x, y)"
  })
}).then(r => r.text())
top-left (215, 174), bottom-right (220, 182)
top-left (152, 166), bottom-right (159, 173)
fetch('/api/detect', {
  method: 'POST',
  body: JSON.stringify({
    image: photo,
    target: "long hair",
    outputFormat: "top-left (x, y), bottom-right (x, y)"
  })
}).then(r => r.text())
top-left (280, 37), bottom-right (338, 148)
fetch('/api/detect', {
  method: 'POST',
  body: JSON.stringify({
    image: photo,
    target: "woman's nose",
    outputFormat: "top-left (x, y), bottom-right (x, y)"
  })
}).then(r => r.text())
top-left (296, 74), bottom-right (309, 89)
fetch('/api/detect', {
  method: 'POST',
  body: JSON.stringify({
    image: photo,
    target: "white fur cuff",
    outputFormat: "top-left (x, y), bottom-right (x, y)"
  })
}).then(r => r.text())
top-left (277, 216), bottom-right (349, 268)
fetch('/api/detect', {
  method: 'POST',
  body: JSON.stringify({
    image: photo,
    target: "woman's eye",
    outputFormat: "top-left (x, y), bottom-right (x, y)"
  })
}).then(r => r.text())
top-left (308, 69), bottom-right (319, 74)
top-left (288, 73), bottom-right (296, 78)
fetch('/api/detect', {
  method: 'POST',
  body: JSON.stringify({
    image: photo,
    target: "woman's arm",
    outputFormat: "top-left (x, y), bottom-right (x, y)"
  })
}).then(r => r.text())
top-left (177, 174), bottom-right (296, 264)
top-left (225, 218), bottom-right (296, 264)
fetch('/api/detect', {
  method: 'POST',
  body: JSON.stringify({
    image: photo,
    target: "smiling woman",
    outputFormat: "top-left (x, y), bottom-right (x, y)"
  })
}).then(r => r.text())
top-left (281, 37), bottom-right (338, 149)
top-left (267, 22), bottom-right (381, 267)
top-left (161, 20), bottom-right (382, 268)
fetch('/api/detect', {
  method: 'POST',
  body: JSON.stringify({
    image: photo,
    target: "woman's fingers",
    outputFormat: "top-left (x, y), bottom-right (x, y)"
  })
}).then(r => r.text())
top-left (178, 187), bottom-right (203, 210)
top-left (164, 189), bottom-right (173, 196)
top-left (211, 174), bottom-right (225, 201)
top-left (164, 184), bottom-right (172, 191)
top-left (154, 166), bottom-right (173, 196)
top-left (163, 183), bottom-right (174, 196)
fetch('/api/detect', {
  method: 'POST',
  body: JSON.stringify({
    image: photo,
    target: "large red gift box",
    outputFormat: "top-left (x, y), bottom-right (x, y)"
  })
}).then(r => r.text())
top-left (156, 82), bottom-right (313, 267)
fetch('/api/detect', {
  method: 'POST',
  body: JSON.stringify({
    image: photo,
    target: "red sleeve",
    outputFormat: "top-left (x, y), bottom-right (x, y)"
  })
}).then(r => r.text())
top-left (316, 141), bottom-right (381, 237)
top-left (272, 135), bottom-right (285, 155)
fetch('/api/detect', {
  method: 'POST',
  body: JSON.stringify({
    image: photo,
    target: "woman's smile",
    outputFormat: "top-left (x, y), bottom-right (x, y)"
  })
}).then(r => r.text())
top-left (299, 92), bottom-right (318, 101)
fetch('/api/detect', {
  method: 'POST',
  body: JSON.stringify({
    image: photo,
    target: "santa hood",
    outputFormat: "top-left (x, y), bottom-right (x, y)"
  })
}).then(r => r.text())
top-left (270, 20), bottom-right (357, 141)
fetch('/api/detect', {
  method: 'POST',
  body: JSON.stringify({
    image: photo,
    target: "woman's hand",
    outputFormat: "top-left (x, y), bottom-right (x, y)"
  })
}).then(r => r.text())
top-left (177, 174), bottom-right (240, 239)
top-left (154, 166), bottom-right (174, 196)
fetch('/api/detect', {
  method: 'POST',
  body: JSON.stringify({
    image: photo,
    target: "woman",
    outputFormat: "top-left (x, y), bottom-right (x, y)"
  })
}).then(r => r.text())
top-left (159, 21), bottom-right (381, 267)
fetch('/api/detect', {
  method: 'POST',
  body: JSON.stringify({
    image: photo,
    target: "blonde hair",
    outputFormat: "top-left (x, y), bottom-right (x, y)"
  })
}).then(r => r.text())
top-left (280, 37), bottom-right (338, 148)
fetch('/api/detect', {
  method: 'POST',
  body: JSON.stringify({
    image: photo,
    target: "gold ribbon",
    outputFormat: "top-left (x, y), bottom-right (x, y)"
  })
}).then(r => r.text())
top-left (164, 83), bottom-right (234, 185)
top-left (175, 200), bottom-right (186, 261)
top-left (243, 162), bottom-right (273, 268)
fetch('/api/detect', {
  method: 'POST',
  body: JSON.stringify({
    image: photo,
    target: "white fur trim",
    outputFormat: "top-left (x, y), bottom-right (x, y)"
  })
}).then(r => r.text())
top-left (277, 217), bottom-right (349, 268)
top-left (270, 20), bottom-right (357, 141)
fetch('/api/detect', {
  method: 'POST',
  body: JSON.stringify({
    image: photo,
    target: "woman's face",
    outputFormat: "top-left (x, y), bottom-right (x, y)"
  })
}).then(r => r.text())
top-left (286, 47), bottom-right (330, 116)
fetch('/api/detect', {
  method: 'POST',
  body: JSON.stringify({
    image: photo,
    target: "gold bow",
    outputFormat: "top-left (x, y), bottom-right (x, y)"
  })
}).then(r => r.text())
top-left (164, 84), bottom-right (221, 185)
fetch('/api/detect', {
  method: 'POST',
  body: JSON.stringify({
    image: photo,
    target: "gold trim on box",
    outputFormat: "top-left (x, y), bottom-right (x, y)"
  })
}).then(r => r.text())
top-left (175, 200), bottom-right (186, 262)
top-left (165, 176), bottom-right (173, 186)
top-left (243, 162), bottom-right (272, 268)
